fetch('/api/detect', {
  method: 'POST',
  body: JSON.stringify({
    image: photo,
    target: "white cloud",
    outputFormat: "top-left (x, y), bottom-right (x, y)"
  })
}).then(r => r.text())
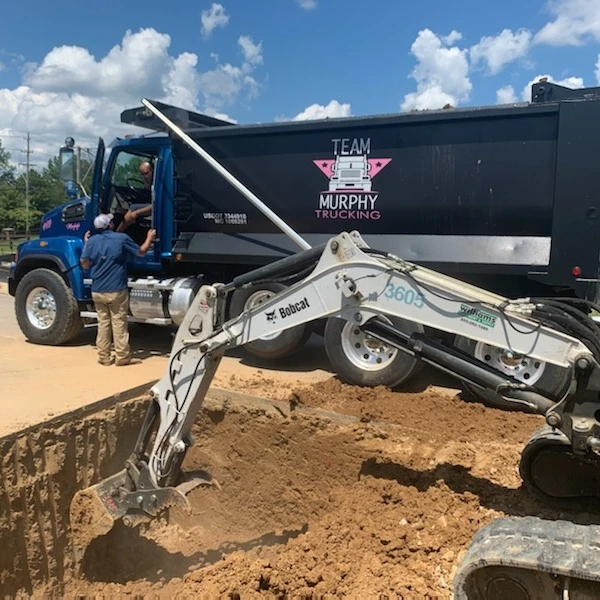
top-left (0, 27), bottom-right (264, 166)
top-left (442, 31), bottom-right (462, 45)
top-left (596, 54), bottom-right (600, 84)
top-left (401, 29), bottom-right (472, 111)
top-left (202, 108), bottom-right (237, 123)
top-left (470, 29), bottom-right (532, 75)
top-left (520, 73), bottom-right (585, 101)
top-left (292, 100), bottom-right (352, 121)
top-left (201, 3), bottom-right (230, 38)
top-left (296, 0), bottom-right (317, 9)
top-left (496, 85), bottom-right (519, 104)
top-left (25, 29), bottom-right (172, 102)
top-left (534, 0), bottom-right (600, 46)
top-left (238, 35), bottom-right (263, 67)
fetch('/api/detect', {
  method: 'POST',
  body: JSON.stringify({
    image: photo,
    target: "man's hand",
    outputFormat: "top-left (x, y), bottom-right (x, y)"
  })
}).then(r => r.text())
top-left (137, 228), bottom-right (157, 257)
top-left (84, 230), bottom-right (91, 242)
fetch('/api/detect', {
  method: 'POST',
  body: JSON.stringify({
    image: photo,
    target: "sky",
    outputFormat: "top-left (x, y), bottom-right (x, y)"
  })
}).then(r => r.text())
top-left (0, 0), bottom-right (599, 169)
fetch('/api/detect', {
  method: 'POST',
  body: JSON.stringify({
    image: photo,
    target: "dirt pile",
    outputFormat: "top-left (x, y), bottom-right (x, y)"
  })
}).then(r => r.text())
top-left (0, 378), bottom-right (572, 598)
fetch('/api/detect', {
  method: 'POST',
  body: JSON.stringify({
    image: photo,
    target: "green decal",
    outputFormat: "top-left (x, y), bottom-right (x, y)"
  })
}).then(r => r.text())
top-left (459, 304), bottom-right (497, 329)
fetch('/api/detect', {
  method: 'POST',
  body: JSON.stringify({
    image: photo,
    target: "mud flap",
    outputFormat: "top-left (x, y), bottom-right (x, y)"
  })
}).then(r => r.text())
top-left (69, 468), bottom-right (220, 567)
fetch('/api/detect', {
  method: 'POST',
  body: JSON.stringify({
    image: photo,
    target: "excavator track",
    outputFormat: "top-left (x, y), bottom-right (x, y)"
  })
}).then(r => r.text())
top-left (519, 426), bottom-right (600, 511)
top-left (453, 516), bottom-right (600, 599)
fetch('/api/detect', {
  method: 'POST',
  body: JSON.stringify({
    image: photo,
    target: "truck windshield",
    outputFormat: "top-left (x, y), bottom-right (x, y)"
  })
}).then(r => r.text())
top-left (112, 151), bottom-right (151, 188)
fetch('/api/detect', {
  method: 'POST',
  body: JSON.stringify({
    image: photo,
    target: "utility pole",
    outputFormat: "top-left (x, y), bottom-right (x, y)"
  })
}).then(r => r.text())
top-left (25, 132), bottom-right (30, 238)
top-left (19, 132), bottom-right (32, 239)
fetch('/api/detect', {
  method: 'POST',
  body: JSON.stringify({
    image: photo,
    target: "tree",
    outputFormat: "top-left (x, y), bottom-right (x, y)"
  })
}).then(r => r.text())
top-left (0, 139), bottom-right (15, 186)
top-left (0, 138), bottom-right (97, 231)
top-left (0, 139), bottom-right (25, 230)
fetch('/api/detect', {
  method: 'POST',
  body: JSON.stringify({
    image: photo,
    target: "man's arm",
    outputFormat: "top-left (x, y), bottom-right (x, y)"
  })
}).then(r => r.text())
top-left (137, 229), bottom-right (157, 256)
top-left (122, 229), bottom-right (157, 258)
top-left (117, 205), bottom-right (152, 232)
top-left (80, 234), bottom-right (94, 269)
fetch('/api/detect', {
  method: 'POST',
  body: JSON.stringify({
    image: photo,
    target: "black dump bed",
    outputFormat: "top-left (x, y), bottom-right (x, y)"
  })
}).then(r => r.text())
top-left (126, 82), bottom-right (600, 300)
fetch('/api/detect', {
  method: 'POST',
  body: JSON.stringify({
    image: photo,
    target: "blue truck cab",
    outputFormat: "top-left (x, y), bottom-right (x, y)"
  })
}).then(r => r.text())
top-left (8, 125), bottom-right (201, 346)
top-left (8, 101), bottom-right (313, 369)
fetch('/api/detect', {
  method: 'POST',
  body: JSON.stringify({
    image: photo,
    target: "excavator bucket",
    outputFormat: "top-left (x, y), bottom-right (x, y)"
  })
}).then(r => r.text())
top-left (69, 467), bottom-right (219, 567)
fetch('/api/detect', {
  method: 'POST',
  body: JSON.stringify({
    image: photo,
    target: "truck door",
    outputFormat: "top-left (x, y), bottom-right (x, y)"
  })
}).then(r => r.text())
top-left (102, 149), bottom-right (159, 266)
top-left (90, 138), bottom-right (105, 219)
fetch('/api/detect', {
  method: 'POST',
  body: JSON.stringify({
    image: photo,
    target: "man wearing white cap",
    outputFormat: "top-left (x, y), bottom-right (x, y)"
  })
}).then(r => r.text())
top-left (80, 213), bottom-right (156, 366)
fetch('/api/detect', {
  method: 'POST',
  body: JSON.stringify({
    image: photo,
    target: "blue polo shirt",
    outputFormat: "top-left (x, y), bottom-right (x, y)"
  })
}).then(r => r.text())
top-left (81, 231), bottom-right (140, 293)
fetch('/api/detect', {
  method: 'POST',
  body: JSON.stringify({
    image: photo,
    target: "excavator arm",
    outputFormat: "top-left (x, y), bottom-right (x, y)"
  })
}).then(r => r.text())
top-left (70, 232), bottom-right (600, 594)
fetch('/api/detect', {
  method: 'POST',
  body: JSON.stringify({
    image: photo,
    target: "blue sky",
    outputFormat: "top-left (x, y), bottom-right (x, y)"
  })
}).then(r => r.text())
top-left (0, 0), bottom-right (599, 167)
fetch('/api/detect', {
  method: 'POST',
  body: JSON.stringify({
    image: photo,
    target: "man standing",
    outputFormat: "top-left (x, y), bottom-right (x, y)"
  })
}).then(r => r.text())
top-left (80, 213), bottom-right (156, 366)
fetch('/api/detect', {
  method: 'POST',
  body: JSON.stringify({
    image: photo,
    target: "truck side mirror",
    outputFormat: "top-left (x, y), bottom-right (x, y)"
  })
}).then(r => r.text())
top-left (59, 146), bottom-right (75, 182)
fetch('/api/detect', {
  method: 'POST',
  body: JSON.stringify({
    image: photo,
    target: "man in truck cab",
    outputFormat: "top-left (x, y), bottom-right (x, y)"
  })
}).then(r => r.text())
top-left (117, 161), bottom-right (154, 234)
top-left (80, 213), bottom-right (157, 366)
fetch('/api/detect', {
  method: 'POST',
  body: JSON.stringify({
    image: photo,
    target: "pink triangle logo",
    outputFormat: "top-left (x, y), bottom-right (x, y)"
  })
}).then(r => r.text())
top-left (367, 158), bottom-right (392, 177)
top-left (313, 157), bottom-right (391, 179)
top-left (313, 159), bottom-right (336, 177)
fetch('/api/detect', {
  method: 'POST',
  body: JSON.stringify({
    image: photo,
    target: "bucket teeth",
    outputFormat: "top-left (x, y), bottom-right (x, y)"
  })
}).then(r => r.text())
top-left (69, 471), bottom-right (129, 568)
top-left (69, 468), bottom-right (219, 568)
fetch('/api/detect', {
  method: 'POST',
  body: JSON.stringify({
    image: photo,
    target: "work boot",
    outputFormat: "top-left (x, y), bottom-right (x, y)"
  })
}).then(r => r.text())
top-left (98, 357), bottom-right (114, 366)
top-left (115, 358), bottom-right (142, 367)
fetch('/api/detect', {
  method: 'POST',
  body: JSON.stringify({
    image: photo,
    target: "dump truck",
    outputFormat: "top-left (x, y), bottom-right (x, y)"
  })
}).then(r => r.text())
top-left (8, 79), bottom-right (600, 405)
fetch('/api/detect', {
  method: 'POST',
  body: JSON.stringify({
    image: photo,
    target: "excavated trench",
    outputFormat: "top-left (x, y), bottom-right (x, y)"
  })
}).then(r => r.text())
top-left (0, 378), bottom-right (586, 597)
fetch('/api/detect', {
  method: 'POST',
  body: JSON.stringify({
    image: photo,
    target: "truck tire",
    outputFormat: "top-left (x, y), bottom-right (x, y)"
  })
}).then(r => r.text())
top-left (15, 268), bottom-right (84, 345)
top-left (324, 316), bottom-right (423, 388)
top-left (454, 336), bottom-right (571, 412)
top-left (228, 283), bottom-right (311, 360)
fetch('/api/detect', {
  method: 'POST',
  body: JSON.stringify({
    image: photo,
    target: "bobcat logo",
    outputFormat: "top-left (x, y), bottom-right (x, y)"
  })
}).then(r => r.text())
top-left (265, 310), bottom-right (276, 322)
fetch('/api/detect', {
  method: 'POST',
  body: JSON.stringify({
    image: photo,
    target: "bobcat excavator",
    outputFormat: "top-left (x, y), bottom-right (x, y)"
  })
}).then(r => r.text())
top-left (70, 101), bottom-right (600, 599)
top-left (70, 229), bottom-right (600, 598)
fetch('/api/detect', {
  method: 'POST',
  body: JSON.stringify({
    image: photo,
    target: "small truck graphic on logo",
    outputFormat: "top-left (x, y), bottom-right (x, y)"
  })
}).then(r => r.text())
top-left (329, 155), bottom-right (372, 192)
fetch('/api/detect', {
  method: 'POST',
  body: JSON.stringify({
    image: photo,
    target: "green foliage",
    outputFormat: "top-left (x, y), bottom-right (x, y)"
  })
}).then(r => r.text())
top-left (0, 138), bottom-right (95, 231)
top-left (112, 153), bottom-right (146, 187)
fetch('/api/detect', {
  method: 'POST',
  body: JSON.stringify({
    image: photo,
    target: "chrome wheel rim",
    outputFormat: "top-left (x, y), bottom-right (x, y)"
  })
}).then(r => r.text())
top-left (244, 290), bottom-right (280, 341)
top-left (473, 342), bottom-right (546, 386)
top-left (25, 287), bottom-right (57, 330)
top-left (340, 318), bottom-right (398, 372)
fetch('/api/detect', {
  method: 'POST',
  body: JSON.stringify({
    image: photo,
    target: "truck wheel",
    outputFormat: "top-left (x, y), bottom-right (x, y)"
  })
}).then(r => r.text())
top-left (454, 336), bottom-right (571, 412)
top-left (228, 283), bottom-right (311, 360)
top-left (15, 268), bottom-right (84, 345)
top-left (324, 316), bottom-right (423, 388)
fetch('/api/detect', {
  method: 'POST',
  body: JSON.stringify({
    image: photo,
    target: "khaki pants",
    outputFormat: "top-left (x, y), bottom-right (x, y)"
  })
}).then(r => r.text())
top-left (92, 290), bottom-right (130, 364)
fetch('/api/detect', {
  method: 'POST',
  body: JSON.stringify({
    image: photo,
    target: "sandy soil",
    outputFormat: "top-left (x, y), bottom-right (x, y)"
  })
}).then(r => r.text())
top-left (3, 369), bottom-right (582, 599)
top-left (2, 290), bottom-right (581, 597)
top-left (0, 285), bottom-right (333, 436)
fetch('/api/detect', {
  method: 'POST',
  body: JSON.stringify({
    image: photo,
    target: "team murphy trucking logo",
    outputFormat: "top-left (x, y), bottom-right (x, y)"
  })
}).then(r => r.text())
top-left (313, 137), bottom-right (391, 221)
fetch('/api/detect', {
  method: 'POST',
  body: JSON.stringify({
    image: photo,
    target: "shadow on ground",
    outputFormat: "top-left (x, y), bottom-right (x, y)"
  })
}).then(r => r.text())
top-left (58, 323), bottom-right (463, 395)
